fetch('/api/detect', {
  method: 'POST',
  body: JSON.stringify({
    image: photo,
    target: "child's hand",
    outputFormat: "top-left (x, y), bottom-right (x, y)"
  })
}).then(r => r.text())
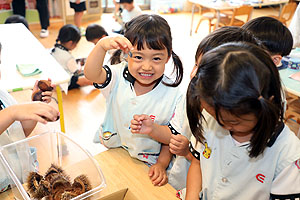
top-left (148, 163), bottom-right (168, 187)
top-left (99, 36), bottom-right (133, 53)
top-left (130, 114), bottom-right (154, 135)
top-left (32, 79), bottom-right (55, 103)
top-left (11, 102), bottom-right (59, 124)
top-left (169, 134), bottom-right (190, 157)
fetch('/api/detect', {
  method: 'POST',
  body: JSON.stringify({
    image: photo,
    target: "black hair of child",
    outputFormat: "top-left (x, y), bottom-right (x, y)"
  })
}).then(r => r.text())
top-left (5, 15), bottom-right (29, 30)
top-left (242, 16), bottom-right (293, 56)
top-left (187, 42), bottom-right (283, 158)
top-left (56, 24), bottom-right (81, 44)
top-left (85, 24), bottom-right (108, 42)
top-left (195, 26), bottom-right (262, 63)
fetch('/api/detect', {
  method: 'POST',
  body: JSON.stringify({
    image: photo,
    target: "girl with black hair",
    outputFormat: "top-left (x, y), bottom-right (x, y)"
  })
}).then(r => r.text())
top-left (51, 24), bottom-right (92, 90)
top-left (185, 42), bottom-right (300, 200)
top-left (84, 14), bottom-right (184, 187)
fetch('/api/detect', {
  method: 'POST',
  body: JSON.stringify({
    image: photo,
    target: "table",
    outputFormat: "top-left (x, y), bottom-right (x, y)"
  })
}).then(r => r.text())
top-left (0, 23), bottom-right (70, 132)
top-left (279, 68), bottom-right (300, 97)
top-left (0, 148), bottom-right (178, 200)
top-left (189, 0), bottom-right (289, 35)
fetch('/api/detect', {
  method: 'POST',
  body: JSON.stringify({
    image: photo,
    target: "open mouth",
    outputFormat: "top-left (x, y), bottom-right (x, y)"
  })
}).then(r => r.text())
top-left (139, 73), bottom-right (153, 78)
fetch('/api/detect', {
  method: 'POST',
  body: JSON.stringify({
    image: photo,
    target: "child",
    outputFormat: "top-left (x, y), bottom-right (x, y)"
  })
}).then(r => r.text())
top-left (84, 14), bottom-right (184, 186)
top-left (112, 0), bottom-right (142, 34)
top-left (51, 24), bottom-right (93, 90)
top-left (85, 24), bottom-right (108, 45)
top-left (185, 42), bottom-right (300, 199)
top-left (241, 16), bottom-right (293, 66)
top-left (69, 0), bottom-right (86, 34)
top-left (130, 26), bottom-right (261, 191)
top-left (4, 14), bottom-right (29, 30)
top-left (0, 42), bottom-right (60, 192)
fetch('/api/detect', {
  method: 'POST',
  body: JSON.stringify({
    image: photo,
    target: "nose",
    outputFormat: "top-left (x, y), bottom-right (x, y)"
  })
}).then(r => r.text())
top-left (223, 124), bottom-right (233, 131)
top-left (142, 61), bottom-right (152, 71)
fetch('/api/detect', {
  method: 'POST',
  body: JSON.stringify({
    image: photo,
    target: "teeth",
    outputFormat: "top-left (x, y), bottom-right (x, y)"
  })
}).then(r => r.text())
top-left (140, 73), bottom-right (152, 77)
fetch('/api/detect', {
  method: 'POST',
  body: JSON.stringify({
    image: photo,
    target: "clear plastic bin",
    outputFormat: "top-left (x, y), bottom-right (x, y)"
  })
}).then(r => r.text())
top-left (0, 131), bottom-right (106, 200)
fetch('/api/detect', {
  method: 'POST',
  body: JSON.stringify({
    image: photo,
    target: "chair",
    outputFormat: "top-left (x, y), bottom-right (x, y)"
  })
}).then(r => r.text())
top-left (268, 2), bottom-right (297, 25)
top-left (194, 6), bottom-right (216, 33)
top-left (212, 5), bottom-right (253, 29)
top-left (194, 5), bottom-right (232, 33)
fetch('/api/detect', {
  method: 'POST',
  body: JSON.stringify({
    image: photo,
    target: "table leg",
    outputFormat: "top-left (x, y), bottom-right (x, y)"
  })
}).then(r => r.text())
top-left (215, 10), bottom-right (220, 28)
top-left (190, 3), bottom-right (196, 36)
top-left (56, 85), bottom-right (65, 133)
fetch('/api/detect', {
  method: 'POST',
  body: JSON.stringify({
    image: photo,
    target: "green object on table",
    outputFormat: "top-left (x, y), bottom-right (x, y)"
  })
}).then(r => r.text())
top-left (16, 64), bottom-right (42, 77)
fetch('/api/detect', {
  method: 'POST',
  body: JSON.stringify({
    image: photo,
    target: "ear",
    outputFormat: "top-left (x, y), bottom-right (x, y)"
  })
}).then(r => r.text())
top-left (271, 55), bottom-right (282, 66)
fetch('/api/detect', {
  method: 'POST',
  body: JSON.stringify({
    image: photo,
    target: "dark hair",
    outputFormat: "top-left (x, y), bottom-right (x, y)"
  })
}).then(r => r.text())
top-left (5, 15), bottom-right (29, 30)
top-left (195, 26), bottom-right (262, 62)
top-left (56, 24), bottom-right (81, 45)
top-left (187, 42), bottom-right (284, 158)
top-left (242, 16), bottom-right (293, 56)
top-left (111, 14), bottom-right (183, 87)
top-left (118, 0), bottom-right (133, 3)
top-left (85, 24), bottom-right (108, 42)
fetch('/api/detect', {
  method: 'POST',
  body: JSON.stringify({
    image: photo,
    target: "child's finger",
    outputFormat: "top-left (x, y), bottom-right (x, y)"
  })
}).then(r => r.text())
top-left (152, 172), bottom-right (163, 186)
top-left (170, 137), bottom-right (181, 148)
top-left (158, 174), bottom-right (168, 186)
top-left (148, 167), bottom-right (154, 178)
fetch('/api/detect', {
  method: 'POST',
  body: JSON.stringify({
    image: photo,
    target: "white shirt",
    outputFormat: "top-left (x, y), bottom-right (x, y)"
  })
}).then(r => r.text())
top-left (121, 4), bottom-right (142, 23)
top-left (289, 4), bottom-right (300, 48)
top-left (190, 109), bottom-right (300, 200)
top-left (94, 62), bottom-right (184, 165)
top-left (0, 88), bottom-right (38, 191)
top-left (51, 46), bottom-right (79, 76)
top-left (168, 93), bottom-right (192, 190)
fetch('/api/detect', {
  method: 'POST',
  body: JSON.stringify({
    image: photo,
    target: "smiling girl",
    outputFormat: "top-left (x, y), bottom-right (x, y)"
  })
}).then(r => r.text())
top-left (84, 14), bottom-right (184, 187)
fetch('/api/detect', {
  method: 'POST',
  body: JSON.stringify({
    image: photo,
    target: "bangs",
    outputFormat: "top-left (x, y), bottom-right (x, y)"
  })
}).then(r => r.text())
top-left (124, 14), bottom-right (171, 54)
top-left (127, 29), bottom-right (168, 51)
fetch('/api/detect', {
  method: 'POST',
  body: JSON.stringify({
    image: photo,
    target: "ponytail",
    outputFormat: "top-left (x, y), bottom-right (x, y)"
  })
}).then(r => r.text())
top-left (110, 49), bottom-right (122, 65)
top-left (186, 77), bottom-right (205, 144)
top-left (163, 51), bottom-right (183, 87)
top-left (249, 96), bottom-right (280, 157)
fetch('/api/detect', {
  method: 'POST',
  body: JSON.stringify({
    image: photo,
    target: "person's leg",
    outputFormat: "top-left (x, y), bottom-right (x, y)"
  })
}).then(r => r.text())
top-left (74, 11), bottom-right (84, 27)
top-left (36, 0), bottom-right (50, 30)
top-left (12, 0), bottom-right (26, 17)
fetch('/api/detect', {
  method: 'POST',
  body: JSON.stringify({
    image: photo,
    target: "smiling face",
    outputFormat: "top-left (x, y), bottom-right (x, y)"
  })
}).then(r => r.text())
top-left (128, 44), bottom-right (170, 91)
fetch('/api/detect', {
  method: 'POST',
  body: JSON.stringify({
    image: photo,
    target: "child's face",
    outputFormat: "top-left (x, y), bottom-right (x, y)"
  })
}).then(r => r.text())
top-left (201, 99), bottom-right (258, 137)
top-left (121, 3), bottom-right (133, 11)
top-left (190, 54), bottom-right (202, 79)
top-left (128, 44), bottom-right (169, 88)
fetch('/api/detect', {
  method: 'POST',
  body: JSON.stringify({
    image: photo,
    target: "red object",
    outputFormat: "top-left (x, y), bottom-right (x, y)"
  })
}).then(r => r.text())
top-left (256, 173), bottom-right (265, 183)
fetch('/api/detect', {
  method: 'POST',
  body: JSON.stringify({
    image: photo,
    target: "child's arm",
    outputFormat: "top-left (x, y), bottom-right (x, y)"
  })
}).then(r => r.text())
top-left (0, 102), bottom-right (59, 136)
top-left (148, 144), bottom-right (172, 186)
top-left (131, 114), bottom-right (190, 159)
top-left (131, 114), bottom-right (172, 144)
top-left (84, 36), bottom-right (133, 84)
top-left (186, 156), bottom-right (202, 200)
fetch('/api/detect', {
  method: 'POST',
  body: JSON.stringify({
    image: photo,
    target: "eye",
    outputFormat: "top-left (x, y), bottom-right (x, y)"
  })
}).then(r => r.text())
top-left (153, 57), bottom-right (162, 61)
top-left (133, 56), bottom-right (142, 60)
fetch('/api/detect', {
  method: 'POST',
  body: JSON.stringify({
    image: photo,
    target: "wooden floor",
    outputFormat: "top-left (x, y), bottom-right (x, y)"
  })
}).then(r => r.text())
top-left (11, 7), bottom-right (300, 155)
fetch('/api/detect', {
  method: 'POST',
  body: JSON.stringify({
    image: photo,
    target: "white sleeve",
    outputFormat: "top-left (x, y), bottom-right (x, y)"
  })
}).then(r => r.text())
top-left (289, 4), bottom-right (300, 48)
top-left (271, 159), bottom-right (300, 197)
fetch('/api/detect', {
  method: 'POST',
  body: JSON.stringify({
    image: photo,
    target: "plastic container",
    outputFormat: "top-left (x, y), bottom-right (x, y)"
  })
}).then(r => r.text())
top-left (0, 131), bottom-right (106, 200)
